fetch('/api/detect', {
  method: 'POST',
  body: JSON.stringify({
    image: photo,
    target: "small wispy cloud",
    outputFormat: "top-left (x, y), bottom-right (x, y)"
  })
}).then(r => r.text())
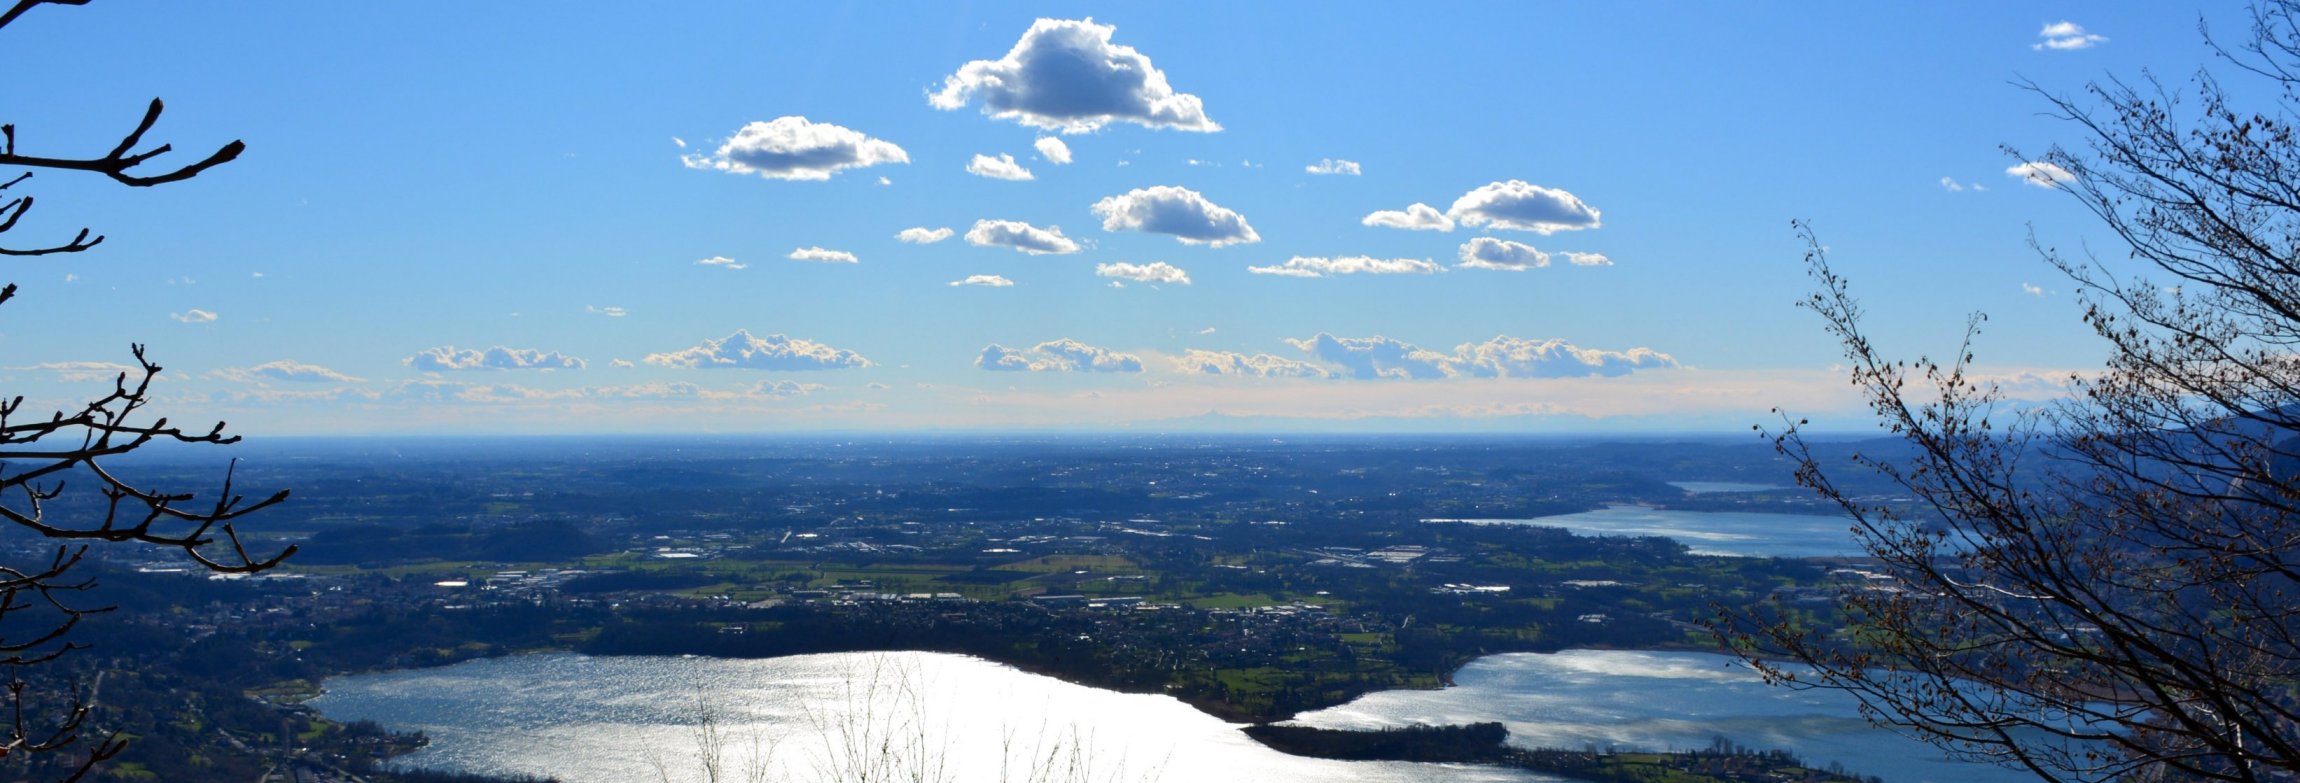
top-left (966, 219), bottom-right (1081, 255)
top-left (1035, 136), bottom-right (1073, 165)
top-left (696, 256), bottom-right (747, 270)
top-left (897, 226), bottom-right (955, 244)
top-left (2034, 21), bottom-right (2107, 51)
top-left (789, 246), bottom-right (860, 264)
top-left (1362, 203), bottom-right (1455, 232)
top-left (645, 330), bottom-right (872, 371)
top-left (1561, 251), bottom-right (1613, 267)
top-left (1457, 237), bottom-right (1548, 271)
top-left (977, 339), bottom-right (1144, 373)
top-left (1305, 158), bottom-right (1361, 176)
top-left (1095, 261), bottom-right (1191, 285)
top-left (407, 346), bottom-right (587, 372)
top-left (587, 305), bottom-right (627, 317)
top-left (170, 308), bottom-right (218, 323)
top-left (2007, 160), bottom-right (2074, 188)
top-left (966, 153), bottom-right (1035, 181)
top-left (949, 274), bottom-right (1016, 288)
top-left (1248, 256), bottom-right (1443, 278)
top-left (680, 116), bottom-right (909, 181)
top-left (225, 360), bottom-right (365, 384)
top-left (2022, 282), bottom-right (2047, 296)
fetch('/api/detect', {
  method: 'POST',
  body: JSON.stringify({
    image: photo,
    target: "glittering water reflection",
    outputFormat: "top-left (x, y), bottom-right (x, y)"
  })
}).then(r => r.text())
top-left (1428, 506), bottom-right (1858, 557)
top-left (311, 651), bottom-right (1556, 783)
top-left (1289, 649), bottom-right (2035, 783)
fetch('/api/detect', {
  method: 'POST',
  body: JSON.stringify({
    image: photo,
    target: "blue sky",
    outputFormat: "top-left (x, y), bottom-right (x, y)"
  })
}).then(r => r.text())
top-left (0, 2), bottom-right (2250, 434)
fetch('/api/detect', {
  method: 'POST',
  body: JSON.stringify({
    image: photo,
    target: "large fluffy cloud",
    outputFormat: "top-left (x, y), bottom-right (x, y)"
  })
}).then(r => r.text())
top-left (644, 329), bottom-right (871, 370)
top-left (930, 18), bottom-right (1219, 133)
top-left (681, 116), bottom-right (909, 181)
top-left (1456, 237), bottom-right (1549, 271)
top-left (407, 346), bottom-right (587, 372)
top-left (1172, 350), bottom-right (1333, 378)
top-left (1284, 333), bottom-right (1676, 380)
top-left (1448, 180), bottom-right (1602, 234)
top-left (977, 339), bottom-right (1143, 373)
top-left (966, 219), bottom-right (1080, 255)
top-left (1089, 186), bottom-right (1258, 246)
top-left (1095, 261), bottom-right (1190, 285)
top-left (1247, 256), bottom-right (1443, 278)
top-left (1361, 203), bottom-right (1454, 231)
top-left (966, 153), bottom-right (1035, 181)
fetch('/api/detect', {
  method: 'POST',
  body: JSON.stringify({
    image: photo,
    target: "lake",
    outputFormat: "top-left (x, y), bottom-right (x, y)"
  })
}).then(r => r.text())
top-left (1426, 506), bottom-right (1860, 558)
top-left (310, 650), bottom-right (2027, 783)
top-left (311, 651), bottom-right (1554, 783)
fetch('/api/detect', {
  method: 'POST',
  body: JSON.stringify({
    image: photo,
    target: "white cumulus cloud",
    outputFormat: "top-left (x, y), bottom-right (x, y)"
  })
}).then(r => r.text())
top-left (950, 274), bottom-right (1016, 287)
top-left (1306, 158), bottom-right (1362, 176)
top-left (406, 346), bottom-right (587, 372)
top-left (1089, 185), bottom-right (1259, 247)
top-left (897, 227), bottom-right (955, 244)
top-left (1448, 180), bottom-right (1602, 234)
top-left (966, 153), bottom-right (1035, 181)
top-left (1457, 237), bottom-right (1550, 271)
top-left (930, 18), bottom-right (1218, 134)
top-left (1284, 333), bottom-right (1676, 380)
top-left (2035, 21), bottom-right (2107, 51)
top-left (1095, 261), bottom-right (1190, 285)
top-left (2007, 160), bottom-right (2074, 188)
top-left (1451, 336), bottom-right (1677, 378)
top-left (1247, 256), bottom-right (1443, 278)
top-left (1561, 251), bottom-right (1613, 267)
top-left (696, 256), bottom-right (747, 270)
top-left (644, 329), bottom-right (872, 371)
top-left (966, 219), bottom-right (1081, 255)
top-left (170, 308), bottom-right (218, 323)
top-left (977, 338), bottom-right (1144, 373)
top-left (1035, 136), bottom-right (1073, 165)
top-left (1172, 350), bottom-right (1333, 378)
top-left (681, 116), bottom-right (909, 181)
top-left (789, 246), bottom-right (860, 264)
top-left (1362, 203), bottom-right (1455, 232)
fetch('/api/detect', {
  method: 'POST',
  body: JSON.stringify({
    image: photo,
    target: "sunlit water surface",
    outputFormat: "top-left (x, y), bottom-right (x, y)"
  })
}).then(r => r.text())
top-left (1289, 649), bottom-right (2034, 783)
top-left (1428, 506), bottom-right (1857, 557)
top-left (1665, 481), bottom-right (1788, 494)
top-left (312, 650), bottom-right (2032, 783)
top-left (311, 651), bottom-right (1556, 783)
